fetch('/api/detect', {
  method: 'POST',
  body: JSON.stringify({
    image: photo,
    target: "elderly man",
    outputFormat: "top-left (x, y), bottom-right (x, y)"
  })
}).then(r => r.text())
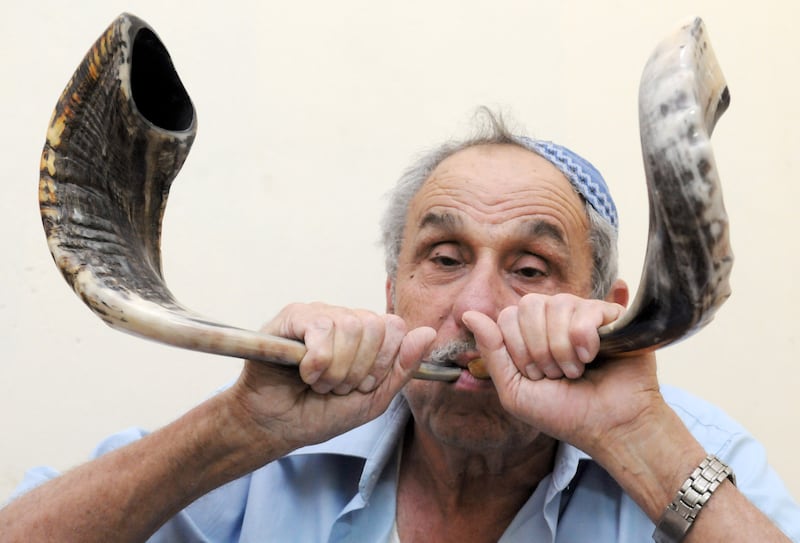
top-left (3, 113), bottom-right (799, 542)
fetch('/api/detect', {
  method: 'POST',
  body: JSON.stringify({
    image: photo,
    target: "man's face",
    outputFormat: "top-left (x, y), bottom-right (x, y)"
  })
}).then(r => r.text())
top-left (387, 143), bottom-right (594, 452)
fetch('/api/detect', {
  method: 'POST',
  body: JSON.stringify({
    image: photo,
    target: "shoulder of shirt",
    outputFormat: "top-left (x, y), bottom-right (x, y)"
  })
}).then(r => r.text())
top-left (659, 384), bottom-right (750, 455)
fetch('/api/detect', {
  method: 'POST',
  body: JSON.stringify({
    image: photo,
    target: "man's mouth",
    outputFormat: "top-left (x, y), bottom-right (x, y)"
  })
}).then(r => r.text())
top-left (413, 358), bottom-right (490, 382)
top-left (412, 338), bottom-right (490, 381)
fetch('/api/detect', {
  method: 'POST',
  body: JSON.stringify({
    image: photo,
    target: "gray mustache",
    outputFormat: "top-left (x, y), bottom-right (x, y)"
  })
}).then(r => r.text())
top-left (426, 339), bottom-right (478, 366)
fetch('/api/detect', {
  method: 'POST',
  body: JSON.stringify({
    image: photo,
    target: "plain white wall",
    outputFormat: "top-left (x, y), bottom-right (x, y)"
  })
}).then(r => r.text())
top-left (2, 0), bottom-right (798, 504)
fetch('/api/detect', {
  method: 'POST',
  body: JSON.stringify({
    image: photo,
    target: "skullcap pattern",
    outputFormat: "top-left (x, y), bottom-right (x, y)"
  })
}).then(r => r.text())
top-left (519, 138), bottom-right (619, 230)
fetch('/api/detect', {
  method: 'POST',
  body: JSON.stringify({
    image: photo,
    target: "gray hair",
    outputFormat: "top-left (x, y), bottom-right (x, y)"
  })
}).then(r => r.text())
top-left (380, 109), bottom-right (619, 300)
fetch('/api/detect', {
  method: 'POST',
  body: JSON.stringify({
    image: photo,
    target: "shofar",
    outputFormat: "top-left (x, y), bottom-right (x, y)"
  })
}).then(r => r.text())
top-left (39, 14), bottom-right (732, 382)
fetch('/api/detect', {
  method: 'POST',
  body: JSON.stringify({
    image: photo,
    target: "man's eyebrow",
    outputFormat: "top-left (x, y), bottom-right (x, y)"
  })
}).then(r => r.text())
top-left (417, 212), bottom-right (569, 250)
top-left (418, 211), bottom-right (463, 232)
top-left (522, 220), bottom-right (567, 246)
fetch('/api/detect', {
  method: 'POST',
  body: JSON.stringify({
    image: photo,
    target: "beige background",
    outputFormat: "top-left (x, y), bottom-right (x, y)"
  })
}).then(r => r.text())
top-left (2, 0), bottom-right (798, 504)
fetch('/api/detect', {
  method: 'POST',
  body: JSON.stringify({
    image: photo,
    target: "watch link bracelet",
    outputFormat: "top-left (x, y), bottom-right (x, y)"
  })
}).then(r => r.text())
top-left (652, 454), bottom-right (736, 543)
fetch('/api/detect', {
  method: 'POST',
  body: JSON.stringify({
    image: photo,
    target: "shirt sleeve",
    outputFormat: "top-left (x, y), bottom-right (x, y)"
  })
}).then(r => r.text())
top-left (719, 429), bottom-right (800, 541)
top-left (7, 427), bottom-right (247, 543)
top-left (7, 427), bottom-right (150, 502)
top-left (663, 385), bottom-right (800, 541)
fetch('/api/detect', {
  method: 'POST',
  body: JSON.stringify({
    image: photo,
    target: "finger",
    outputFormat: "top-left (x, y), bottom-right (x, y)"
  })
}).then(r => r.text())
top-left (331, 310), bottom-right (387, 394)
top-left (373, 325), bottom-right (436, 399)
top-left (297, 315), bottom-right (336, 386)
top-left (462, 311), bottom-right (526, 390)
top-left (300, 311), bottom-right (364, 394)
top-left (323, 313), bottom-right (369, 395)
top-left (356, 314), bottom-right (405, 393)
top-left (568, 301), bottom-right (626, 365)
top-left (496, 306), bottom-right (542, 381)
top-left (545, 295), bottom-right (584, 379)
top-left (397, 326), bottom-right (437, 376)
top-left (518, 294), bottom-right (562, 379)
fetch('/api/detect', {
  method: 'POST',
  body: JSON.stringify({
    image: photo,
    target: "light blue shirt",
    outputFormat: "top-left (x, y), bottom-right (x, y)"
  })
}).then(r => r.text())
top-left (11, 385), bottom-right (800, 541)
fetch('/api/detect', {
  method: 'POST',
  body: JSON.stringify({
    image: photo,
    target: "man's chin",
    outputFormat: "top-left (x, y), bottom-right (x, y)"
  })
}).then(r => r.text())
top-left (410, 399), bottom-right (539, 452)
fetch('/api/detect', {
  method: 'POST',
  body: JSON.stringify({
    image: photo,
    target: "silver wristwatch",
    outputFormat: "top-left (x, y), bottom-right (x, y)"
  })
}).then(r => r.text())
top-left (652, 454), bottom-right (736, 543)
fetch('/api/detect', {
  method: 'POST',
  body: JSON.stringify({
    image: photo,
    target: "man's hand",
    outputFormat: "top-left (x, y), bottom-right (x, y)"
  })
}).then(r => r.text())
top-left (461, 293), bottom-right (793, 541)
top-left (461, 292), bottom-right (660, 458)
top-left (0, 304), bottom-right (435, 543)
top-left (227, 303), bottom-right (436, 455)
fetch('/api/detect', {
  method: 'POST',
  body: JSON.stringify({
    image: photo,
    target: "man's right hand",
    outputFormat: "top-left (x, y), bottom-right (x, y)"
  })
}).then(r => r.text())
top-left (225, 303), bottom-right (436, 457)
top-left (0, 303), bottom-right (435, 543)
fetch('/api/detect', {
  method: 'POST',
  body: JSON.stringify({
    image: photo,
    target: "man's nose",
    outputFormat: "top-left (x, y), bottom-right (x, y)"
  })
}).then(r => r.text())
top-left (452, 260), bottom-right (512, 323)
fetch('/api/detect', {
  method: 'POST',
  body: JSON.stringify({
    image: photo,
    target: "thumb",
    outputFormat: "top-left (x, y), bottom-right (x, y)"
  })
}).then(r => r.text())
top-left (395, 326), bottom-right (437, 381)
top-left (370, 326), bottom-right (436, 405)
top-left (461, 311), bottom-right (518, 390)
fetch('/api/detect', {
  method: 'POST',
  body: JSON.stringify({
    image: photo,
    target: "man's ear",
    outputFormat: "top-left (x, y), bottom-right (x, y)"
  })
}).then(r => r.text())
top-left (605, 278), bottom-right (630, 308)
top-left (385, 277), bottom-right (395, 313)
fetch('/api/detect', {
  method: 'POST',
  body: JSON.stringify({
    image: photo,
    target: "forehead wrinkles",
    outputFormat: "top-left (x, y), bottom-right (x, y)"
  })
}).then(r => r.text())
top-left (414, 180), bottom-right (586, 227)
top-left (404, 144), bottom-right (591, 252)
top-left (418, 210), bottom-right (568, 257)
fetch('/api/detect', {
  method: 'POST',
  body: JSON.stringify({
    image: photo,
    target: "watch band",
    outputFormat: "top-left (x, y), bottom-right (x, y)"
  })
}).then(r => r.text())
top-left (652, 454), bottom-right (736, 543)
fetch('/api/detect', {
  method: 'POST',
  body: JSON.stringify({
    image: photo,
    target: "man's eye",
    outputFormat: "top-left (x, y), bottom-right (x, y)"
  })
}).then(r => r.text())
top-left (514, 266), bottom-right (547, 279)
top-left (516, 266), bottom-right (545, 278)
top-left (511, 253), bottom-right (548, 279)
top-left (432, 255), bottom-right (461, 267)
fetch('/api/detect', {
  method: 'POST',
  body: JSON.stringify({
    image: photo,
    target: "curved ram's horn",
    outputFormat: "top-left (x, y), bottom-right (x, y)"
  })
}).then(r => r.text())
top-left (40, 14), bottom-right (731, 382)
top-left (597, 17), bottom-right (732, 356)
top-left (39, 14), bottom-right (306, 367)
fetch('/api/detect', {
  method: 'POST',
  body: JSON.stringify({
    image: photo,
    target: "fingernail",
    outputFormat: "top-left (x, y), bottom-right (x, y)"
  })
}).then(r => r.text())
top-left (358, 375), bottom-right (377, 393)
top-left (563, 362), bottom-right (581, 379)
top-left (525, 364), bottom-right (542, 380)
top-left (313, 383), bottom-right (334, 395)
top-left (305, 370), bottom-right (323, 385)
top-left (332, 383), bottom-right (352, 395)
top-left (576, 347), bottom-right (591, 363)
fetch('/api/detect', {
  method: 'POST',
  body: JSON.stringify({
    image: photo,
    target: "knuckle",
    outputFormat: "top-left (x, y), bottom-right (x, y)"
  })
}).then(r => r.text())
top-left (551, 292), bottom-right (577, 303)
top-left (360, 312), bottom-right (386, 338)
top-left (382, 313), bottom-right (407, 335)
top-left (569, 319), bottom-right (597, 343)
top-left (308, 316), bottom-right (335, 336)
top-left (549, 293), bottom-right (578, 314)
top-left (497, 305), bottom-right (518, 327)
top-left (278, 302), bottom-right (301, 317)
top-left (520, 292), bottom-right (545, 308)
top-left (338, 313), bottom-right (364, 335)
top-left (303, 346), bottom-right (334, 370)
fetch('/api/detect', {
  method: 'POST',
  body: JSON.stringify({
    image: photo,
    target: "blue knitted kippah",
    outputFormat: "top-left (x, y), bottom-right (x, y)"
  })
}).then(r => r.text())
top-left (521, 138), bottom-right (619, 230)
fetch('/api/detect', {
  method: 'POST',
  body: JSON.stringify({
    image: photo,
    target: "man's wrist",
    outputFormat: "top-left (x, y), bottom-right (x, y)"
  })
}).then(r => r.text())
top-left (589, 400), bottom-right (708, 520)
top-left (652, 454), bottom-right (735, 543)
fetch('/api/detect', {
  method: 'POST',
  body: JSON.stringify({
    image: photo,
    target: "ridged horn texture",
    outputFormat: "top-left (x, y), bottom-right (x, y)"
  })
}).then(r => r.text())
top-left (597, 17), bottom-right (733, 356)
top-left (40, 14), bottom-right (732, 382)
top-left (39, 13), bottom-right (307, 366)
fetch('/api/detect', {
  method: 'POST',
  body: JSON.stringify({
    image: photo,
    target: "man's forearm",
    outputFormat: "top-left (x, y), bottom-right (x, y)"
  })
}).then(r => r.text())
top-left (592, 401), bottom-right (791, 542)
top-left (0, 390), bottom-right (287, 543)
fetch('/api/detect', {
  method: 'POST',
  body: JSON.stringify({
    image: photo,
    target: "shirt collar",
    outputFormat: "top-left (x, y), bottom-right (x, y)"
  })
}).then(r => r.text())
top-left (288, 395), bottom-right (409, 461)
top-left (551, 441), bottom-right (591, 491)
top-left (290, 395), bottom-right (409, 504)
